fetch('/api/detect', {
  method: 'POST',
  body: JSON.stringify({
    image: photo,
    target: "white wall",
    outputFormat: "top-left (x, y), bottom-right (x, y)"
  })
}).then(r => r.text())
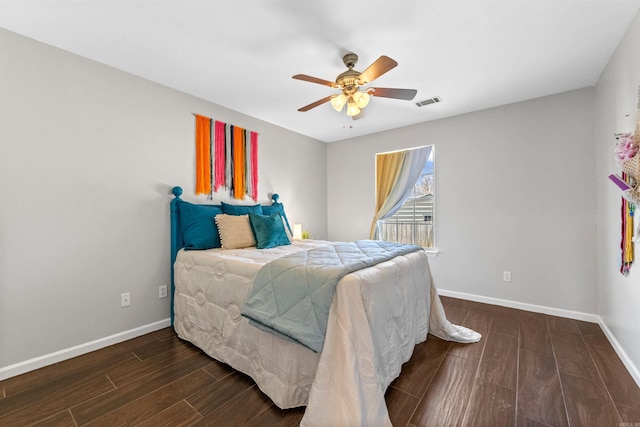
top-left (0, 29), bottom-right (327, 371)
top-left (594, 11), bottom-right (640, 379)
top-left (327, 88), bottom-right (597, 315)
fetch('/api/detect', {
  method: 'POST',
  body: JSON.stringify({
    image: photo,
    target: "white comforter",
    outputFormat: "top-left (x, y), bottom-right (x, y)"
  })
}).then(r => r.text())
top-left (173, 240), bottom-right (480, 426)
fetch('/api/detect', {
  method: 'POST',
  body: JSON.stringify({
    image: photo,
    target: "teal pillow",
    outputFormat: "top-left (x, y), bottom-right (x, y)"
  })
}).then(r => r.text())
top-left (178, 200), bottom-right (223, 250)
top-left (248, 212), bottom-right (291, 249)
top-left (221, 201), bottom-right (263, 216)
top-left (261, 203), bottom-right (292, 236)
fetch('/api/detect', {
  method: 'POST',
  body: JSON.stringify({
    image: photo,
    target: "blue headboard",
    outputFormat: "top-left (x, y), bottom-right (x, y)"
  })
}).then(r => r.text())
top-left (169, 186), bottom-right (291, 324)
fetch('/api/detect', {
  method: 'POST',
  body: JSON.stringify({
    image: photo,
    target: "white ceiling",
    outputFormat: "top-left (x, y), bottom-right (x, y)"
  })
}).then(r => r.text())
top-left (1, 0), bottom-right (639, 142)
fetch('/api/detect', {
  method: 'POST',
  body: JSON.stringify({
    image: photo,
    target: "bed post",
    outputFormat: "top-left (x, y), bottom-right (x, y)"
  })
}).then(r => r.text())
top-left (270, 193), bottom-right (293, 235)
top-left (170, 186), bottom-right (183, 326)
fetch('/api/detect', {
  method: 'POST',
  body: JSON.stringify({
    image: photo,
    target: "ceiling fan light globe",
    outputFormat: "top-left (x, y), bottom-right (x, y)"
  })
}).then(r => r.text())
top-left (331, 93), bottom-right (347, 111)
top-left (346, 102), bottom-right (361, 117)
top-left (354, 91), bottom-right (370, 109)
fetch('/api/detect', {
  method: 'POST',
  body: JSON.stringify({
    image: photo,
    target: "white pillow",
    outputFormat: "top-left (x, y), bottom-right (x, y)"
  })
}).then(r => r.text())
top-left (214, 214), bottom-right (256, 249)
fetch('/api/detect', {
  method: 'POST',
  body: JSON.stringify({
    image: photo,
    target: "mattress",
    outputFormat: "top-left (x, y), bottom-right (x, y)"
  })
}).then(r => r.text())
top-left (174, 241), bottom-right (321, 409)
top-left (173, 240), bottom-right (480, 426)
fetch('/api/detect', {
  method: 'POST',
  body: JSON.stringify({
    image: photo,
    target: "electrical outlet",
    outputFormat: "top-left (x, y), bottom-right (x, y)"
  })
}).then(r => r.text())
top-left (159, 285), bottom-right (168, 299)
top-left (121, 292), bottom-right (131, 307)
top-left (503, 271), bottom-right (512, 282)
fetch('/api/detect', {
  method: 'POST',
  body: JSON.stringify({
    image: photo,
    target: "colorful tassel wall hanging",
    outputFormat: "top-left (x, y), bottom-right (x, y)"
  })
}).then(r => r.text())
top-left (612, 86), bottom-right (639, 275)
top-left (194, 114), bottom-right (258, 201)
top-left (621, 172), bottom-right (635, 276)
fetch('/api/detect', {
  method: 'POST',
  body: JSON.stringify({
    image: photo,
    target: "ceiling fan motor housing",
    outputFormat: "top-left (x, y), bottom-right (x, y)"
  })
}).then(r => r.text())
top-left (337, 72), bottom-right (360, 94)
top-left (339, 54), bottom-right (363, 92)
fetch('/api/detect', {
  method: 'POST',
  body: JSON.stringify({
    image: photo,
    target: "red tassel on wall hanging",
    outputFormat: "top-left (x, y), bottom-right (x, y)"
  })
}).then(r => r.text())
top-left (214, 120), bottom-right (226, 192)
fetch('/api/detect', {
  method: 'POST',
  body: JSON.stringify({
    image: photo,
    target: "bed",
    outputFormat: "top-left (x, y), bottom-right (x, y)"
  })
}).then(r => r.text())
top-left (169, 186), bottom-right (480, 426)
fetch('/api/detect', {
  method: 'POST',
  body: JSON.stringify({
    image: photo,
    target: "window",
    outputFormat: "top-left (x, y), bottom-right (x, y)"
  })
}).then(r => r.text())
top-left (377, 147), bottom-right (435, 248)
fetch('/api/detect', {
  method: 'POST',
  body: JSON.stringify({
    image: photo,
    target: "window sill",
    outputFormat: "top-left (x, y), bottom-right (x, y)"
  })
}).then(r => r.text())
top-left (423, 249), bottom-right (440, 257)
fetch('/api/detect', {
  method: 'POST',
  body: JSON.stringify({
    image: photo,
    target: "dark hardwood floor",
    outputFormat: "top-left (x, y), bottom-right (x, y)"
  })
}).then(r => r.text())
top-left (1, 296), bottom-right (639, 426)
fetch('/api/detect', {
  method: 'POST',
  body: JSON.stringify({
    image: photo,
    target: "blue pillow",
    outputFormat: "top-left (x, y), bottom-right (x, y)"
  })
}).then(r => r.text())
top-left (248, 212), bottom-right (291, 249)
top-left (221, 201), bottom-right (263, 216)
top-left (178, 200), bottom-right (223, 250)
top-left (261, 203), bottom-right (292, 235)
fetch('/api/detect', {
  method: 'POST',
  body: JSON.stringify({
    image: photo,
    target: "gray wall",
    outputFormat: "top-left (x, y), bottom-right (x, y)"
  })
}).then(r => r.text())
top-left (594, 10), bottom-right (640, 378)
top-left (2, 9), bottom-right (639, 382)
top-left (327, 88), bottom-right (598, 315)
top-left (0, 29), bottom-right (327, 369)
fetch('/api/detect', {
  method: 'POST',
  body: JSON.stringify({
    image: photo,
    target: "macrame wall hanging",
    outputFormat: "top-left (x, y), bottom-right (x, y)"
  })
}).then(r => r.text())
top-left (610, 86), bottom-right (640, 275)
top-left (194, 114), bottom-right (259, 201)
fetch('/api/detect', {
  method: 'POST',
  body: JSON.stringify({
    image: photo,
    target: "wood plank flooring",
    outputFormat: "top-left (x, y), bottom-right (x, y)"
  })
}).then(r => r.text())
top-left (1, 296), bottom-right (639, 426)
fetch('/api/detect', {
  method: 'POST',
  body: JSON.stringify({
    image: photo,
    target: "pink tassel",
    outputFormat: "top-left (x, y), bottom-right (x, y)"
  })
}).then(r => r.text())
top-left (250, 131), bottom-right (259, 201)
top-left (214, 121), bottom-right (226, 192)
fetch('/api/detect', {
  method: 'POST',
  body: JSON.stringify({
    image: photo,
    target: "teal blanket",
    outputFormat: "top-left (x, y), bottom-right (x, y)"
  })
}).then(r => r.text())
top-left (241, 240), bottom-right (422, 352)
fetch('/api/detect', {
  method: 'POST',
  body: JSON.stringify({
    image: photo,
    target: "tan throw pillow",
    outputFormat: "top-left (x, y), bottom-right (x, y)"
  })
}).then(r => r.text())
top-left (214, 214), bottom-right (256, 249)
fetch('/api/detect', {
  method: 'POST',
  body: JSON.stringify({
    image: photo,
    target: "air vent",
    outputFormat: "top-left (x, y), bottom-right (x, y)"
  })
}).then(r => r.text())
top-left (415, 96), bottom-right (442, 107)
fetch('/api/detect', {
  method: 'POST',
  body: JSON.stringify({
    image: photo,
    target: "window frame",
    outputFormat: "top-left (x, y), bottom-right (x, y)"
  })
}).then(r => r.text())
top-left (376, 145), bottom-right (437, 253)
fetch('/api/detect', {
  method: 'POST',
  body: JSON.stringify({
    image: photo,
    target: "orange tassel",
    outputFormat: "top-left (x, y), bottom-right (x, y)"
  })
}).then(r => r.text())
top-left (233, 127), bottom-right (245, 199)
top-left (195, 115), bottom-right (211, 195)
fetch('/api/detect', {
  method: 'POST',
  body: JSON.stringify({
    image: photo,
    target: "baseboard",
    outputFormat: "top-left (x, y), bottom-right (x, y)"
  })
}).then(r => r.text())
top-left (438, 289), bottom-right (640, 388)
top-left (438, 289), bottom-right (601, 322)
top-left (597, 319), bottom-right (640, 387)
top-left (0, 318), bottom-right (171, 381)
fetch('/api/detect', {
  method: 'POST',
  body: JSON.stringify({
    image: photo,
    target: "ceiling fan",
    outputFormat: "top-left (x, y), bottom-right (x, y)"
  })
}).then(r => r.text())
top-left (293, 53), bottom-right (417, 117)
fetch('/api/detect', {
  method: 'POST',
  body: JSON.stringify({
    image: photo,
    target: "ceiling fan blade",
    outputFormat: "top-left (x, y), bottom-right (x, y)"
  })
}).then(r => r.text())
top-left (292, 74), bottom-right (337, 88)
top-left (368, 87), bottom-right (417, 100)
top-left (358, 56), bottom-right (398, 84)
top-left (298, 95), bottom-right (334, 112)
